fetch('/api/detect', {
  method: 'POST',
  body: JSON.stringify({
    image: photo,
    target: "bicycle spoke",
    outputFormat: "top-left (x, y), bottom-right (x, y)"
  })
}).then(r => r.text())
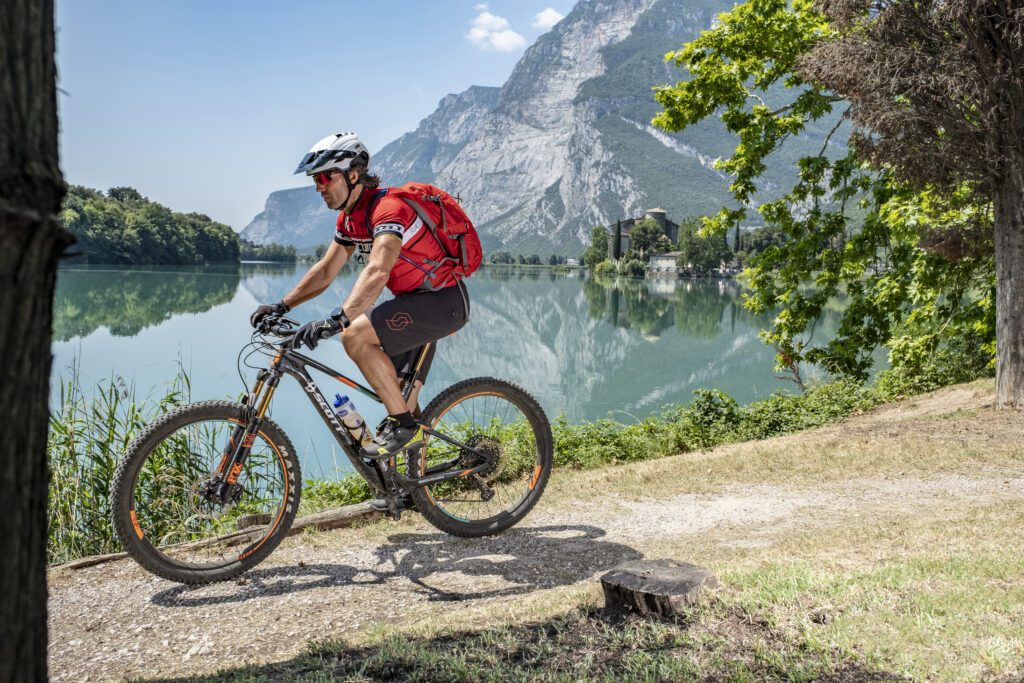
top-left (418, 389), bottom-right (543, 524)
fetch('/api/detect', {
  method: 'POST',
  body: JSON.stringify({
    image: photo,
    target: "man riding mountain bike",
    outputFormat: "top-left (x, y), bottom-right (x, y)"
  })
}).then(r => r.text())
top-left (250, 133), bottom-right (474, 502)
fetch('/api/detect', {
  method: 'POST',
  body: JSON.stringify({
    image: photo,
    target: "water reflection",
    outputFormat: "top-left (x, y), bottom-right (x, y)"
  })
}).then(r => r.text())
top-left (52, 264), bottom-right (849, 478)
top-left (431, 273), bottom-right (843, 421)
top-left (583, 277), bottom-right (776, 341)
top-left (53, 265), bottom-right (240, 341)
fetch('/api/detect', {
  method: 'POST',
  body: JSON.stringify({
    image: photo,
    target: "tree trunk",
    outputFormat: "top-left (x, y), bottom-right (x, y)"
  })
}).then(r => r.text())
top-left (0, 1), bottom-right (70, 681)
top-left (994, 158), bottom-right (1024, 408)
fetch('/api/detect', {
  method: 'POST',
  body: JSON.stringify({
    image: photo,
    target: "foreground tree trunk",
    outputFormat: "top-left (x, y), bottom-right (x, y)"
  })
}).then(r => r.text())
top-left (994, 159), bottom-right (1024, 408)
top-left (0, 1), bottom-right (71, 680)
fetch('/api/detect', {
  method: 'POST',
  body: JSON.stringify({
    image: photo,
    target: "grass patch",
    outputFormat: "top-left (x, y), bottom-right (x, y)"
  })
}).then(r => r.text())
top-left (712, 500), bottom-right (1024, 682)
top-left (166, 602), bottom-right (899, 682)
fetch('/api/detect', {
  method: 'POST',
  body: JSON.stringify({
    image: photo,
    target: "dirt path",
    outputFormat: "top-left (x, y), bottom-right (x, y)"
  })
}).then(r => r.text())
top-left (47, 382), bottom-right (1024, 682)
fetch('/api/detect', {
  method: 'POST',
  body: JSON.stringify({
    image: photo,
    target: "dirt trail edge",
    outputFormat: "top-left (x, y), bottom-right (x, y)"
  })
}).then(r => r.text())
top-left (47, 382), bottom-right (1024, 682)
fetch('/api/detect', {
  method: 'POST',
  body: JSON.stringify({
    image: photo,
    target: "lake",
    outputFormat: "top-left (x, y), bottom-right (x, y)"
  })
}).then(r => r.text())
top-left (51, 264), bottom-right (846, 479)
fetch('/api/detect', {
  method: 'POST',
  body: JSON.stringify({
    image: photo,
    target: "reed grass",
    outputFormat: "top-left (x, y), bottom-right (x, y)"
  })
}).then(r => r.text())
top-left (47, 362), bottom-right (190, 564)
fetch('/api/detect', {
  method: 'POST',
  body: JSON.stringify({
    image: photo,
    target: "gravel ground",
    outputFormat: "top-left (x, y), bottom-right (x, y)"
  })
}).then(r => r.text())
top-left (47, 471), bottom-right (1024, 682)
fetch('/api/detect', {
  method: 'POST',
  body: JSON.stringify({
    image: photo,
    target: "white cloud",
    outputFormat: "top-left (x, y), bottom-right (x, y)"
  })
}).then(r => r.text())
top-left (466, 9), bottom-right (527, 52)
top-left (533, 7), bottom-right (564, 29)
top-left (474, 3), bottom-right (489, 10)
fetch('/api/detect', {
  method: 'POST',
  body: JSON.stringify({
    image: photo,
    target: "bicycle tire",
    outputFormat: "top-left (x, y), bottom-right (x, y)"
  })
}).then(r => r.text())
top-left (110, 400), bottom-right (301, 584)
top-left (409, 377), bottom-right (552, 538)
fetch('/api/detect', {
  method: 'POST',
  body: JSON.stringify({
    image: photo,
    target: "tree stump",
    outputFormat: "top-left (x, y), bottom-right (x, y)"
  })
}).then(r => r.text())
top-left (600, 559), bottom-right (719, 617)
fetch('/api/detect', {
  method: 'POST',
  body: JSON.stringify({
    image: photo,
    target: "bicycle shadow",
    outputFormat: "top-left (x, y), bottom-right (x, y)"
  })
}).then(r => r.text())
top-left (150, 524), bottom-right (640, 608)
top-left (149, 562), bottom-right (388, 608)
top-left (376, 524), bottom-right (643, 602)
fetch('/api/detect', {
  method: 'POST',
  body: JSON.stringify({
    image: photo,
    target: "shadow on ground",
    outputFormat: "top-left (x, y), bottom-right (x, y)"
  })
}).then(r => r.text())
top-left (151, 524), bottom-right (642, 607)
top-left (147, 603), bottom-right (907, 682)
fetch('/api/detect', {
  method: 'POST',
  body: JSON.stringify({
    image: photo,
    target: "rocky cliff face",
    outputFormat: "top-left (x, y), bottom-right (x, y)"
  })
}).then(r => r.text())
top-left (243, 0), bottom-right (836, 254)
top-left (240, 187), bottom-right (332, 252)
top-left (240, 86), bottom-right (502, 252)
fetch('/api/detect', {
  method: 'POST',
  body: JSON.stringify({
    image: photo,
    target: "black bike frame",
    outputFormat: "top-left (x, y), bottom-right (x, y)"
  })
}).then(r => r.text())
top-left (219, 340), bottom-right (492, 498)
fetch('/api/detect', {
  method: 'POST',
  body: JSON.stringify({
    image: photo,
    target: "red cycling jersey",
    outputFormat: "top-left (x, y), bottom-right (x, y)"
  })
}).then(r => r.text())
top-left (334, 187), bottom-right (459, 296)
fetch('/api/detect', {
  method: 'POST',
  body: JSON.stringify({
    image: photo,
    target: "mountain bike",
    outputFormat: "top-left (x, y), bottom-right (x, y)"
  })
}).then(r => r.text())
top-left (109, 315), bottom-right (552, 584)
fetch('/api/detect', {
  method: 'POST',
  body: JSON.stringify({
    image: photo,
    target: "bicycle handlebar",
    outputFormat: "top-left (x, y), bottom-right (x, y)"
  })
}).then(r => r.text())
top-left (258, 315), bottom-right (298, 338)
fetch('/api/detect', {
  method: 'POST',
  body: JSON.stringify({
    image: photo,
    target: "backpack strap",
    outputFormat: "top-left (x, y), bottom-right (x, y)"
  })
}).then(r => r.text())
top-left (399, 196), bottom-right (464, 268)
top-left (364, 188), bottom-right (388, 231)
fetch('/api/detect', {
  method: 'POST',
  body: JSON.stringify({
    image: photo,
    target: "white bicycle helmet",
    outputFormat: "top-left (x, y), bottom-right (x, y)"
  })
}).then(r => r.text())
top-left (294, 132), bottom-right (370, 176)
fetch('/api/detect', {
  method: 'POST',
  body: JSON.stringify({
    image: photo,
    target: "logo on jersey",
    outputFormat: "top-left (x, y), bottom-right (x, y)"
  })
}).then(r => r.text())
top-left (386, 312), bottom-right (413, 330)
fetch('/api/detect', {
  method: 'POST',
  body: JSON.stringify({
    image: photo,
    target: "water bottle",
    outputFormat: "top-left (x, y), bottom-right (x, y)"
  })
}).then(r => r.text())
top-left (332, 394), bottom-right (374, 447)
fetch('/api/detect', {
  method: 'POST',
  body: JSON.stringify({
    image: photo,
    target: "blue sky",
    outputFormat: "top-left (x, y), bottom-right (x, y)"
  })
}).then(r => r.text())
top-left (56, 1), bottom-right (576, 230)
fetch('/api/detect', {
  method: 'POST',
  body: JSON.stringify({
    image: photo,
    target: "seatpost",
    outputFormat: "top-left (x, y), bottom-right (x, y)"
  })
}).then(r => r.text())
top-left (400, 342), bottom-right (433, 402)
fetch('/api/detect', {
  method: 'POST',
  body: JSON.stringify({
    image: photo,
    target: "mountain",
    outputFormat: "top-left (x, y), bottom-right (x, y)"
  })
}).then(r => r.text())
top-left (240, 85), bottom-right (501, 253)
top-left (242, 0), bottom-right (843, 255)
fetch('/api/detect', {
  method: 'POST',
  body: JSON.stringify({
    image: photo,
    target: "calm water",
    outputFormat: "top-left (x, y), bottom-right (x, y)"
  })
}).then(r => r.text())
top-left (51, 264), bottom-right (846, 479)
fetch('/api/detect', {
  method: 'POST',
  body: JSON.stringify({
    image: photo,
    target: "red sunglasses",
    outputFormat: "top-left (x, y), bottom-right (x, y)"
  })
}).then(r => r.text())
top-left (312, 170), bottom-right (339, 187)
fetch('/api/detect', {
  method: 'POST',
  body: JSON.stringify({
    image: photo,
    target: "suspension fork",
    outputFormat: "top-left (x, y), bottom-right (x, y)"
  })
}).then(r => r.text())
top-left (212, 358), bottom-right (282, 503)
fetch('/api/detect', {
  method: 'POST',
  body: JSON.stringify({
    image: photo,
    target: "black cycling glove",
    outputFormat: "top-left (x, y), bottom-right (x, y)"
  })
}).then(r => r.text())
top-left (250, 301), bottom-right (290, 328)
top-left (291, 318), bottom-right (343, 351)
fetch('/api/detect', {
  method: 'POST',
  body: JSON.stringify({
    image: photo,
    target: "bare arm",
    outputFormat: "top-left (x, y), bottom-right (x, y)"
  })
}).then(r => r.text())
top-left (281, 241), bottom-right (353, 309)
top-left (341, 234), bottom-right (401, 319)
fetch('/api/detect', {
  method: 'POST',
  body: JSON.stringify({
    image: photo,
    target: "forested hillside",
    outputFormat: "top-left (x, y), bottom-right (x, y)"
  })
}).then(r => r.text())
top-left (60, 186), bottom-right (239, 265)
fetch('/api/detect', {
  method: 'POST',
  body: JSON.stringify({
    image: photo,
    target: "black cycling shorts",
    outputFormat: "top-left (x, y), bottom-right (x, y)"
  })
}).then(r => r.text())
top-left (369, 281), bottom-right (470, 382)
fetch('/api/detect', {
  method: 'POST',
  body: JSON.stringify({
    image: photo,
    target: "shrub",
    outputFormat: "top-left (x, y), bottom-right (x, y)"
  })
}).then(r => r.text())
top-left (301, 475), bottom-right (372, 513)
top-left (621, 259), bottom-right (647, 277)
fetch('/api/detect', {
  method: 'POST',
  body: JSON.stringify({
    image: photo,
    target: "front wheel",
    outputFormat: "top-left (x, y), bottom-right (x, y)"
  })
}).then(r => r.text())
top-left (409, 378), bottom-right (553, 537)
top-left (110, 400), bottom-right (301, 584)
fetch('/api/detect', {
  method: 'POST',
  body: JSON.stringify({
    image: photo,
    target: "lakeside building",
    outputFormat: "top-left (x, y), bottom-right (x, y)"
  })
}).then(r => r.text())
top-left (606, 208), bottom-right (679, 260)
top-left (649, 252), bottom-right (681, 273)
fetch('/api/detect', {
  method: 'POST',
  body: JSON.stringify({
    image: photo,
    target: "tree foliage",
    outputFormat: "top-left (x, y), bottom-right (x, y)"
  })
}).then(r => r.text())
top-left (60, 185), bottom-right (240, 265)
top-left (489, 250), bottom-right (515, 264)
top-left (582, 226), bottom-right (609, 269)
top-left (653, 0), bottom-right (996, 386)
top-left (801, 0), bottom-right (1024, 405)
top-left (627, 218), bottom-right (671, 259)
top-left (239, 239), bottom-right (296, 262)
top-left (677, 216), bottom-right (732, 274)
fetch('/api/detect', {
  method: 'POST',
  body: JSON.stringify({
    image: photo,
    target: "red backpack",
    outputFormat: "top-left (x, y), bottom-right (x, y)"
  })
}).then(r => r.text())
top-left (385, 182), bottom-right (483, 281)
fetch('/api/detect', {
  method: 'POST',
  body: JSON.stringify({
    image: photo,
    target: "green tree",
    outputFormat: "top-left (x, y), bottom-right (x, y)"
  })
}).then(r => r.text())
top-left (526, 254), bottom-right (542, 265)
top-left (799, 0), bottom-right (1024, 406)
top-left (582, 226), bottom-right (609, 269)
top-left (653, 0), bottom-right (995, 391)
top-left (745, 224), bottom-right (787, 256)
top-left (107, 186), bottom-right (143, 203)
top-left (621, 258), bottom-right (647, 278)
top-left (548, 253), bottom-right (559, 266)
top-left (61, 185), bottom-right (241, 265)
top-left (239, 239), bottom-right (296, 262)
top-left (628, 218), bottom-right (670, 260)
top-left (489, 250), bottom-right (514, 264)
top-left (677, 219), bottom-right (731, 275)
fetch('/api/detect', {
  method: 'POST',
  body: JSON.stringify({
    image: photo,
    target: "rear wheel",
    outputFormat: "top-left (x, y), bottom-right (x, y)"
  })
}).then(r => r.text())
top-left (110, 400), bottom-right (300, 584)
top-left (409, 378), bottom-right (552, 537)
